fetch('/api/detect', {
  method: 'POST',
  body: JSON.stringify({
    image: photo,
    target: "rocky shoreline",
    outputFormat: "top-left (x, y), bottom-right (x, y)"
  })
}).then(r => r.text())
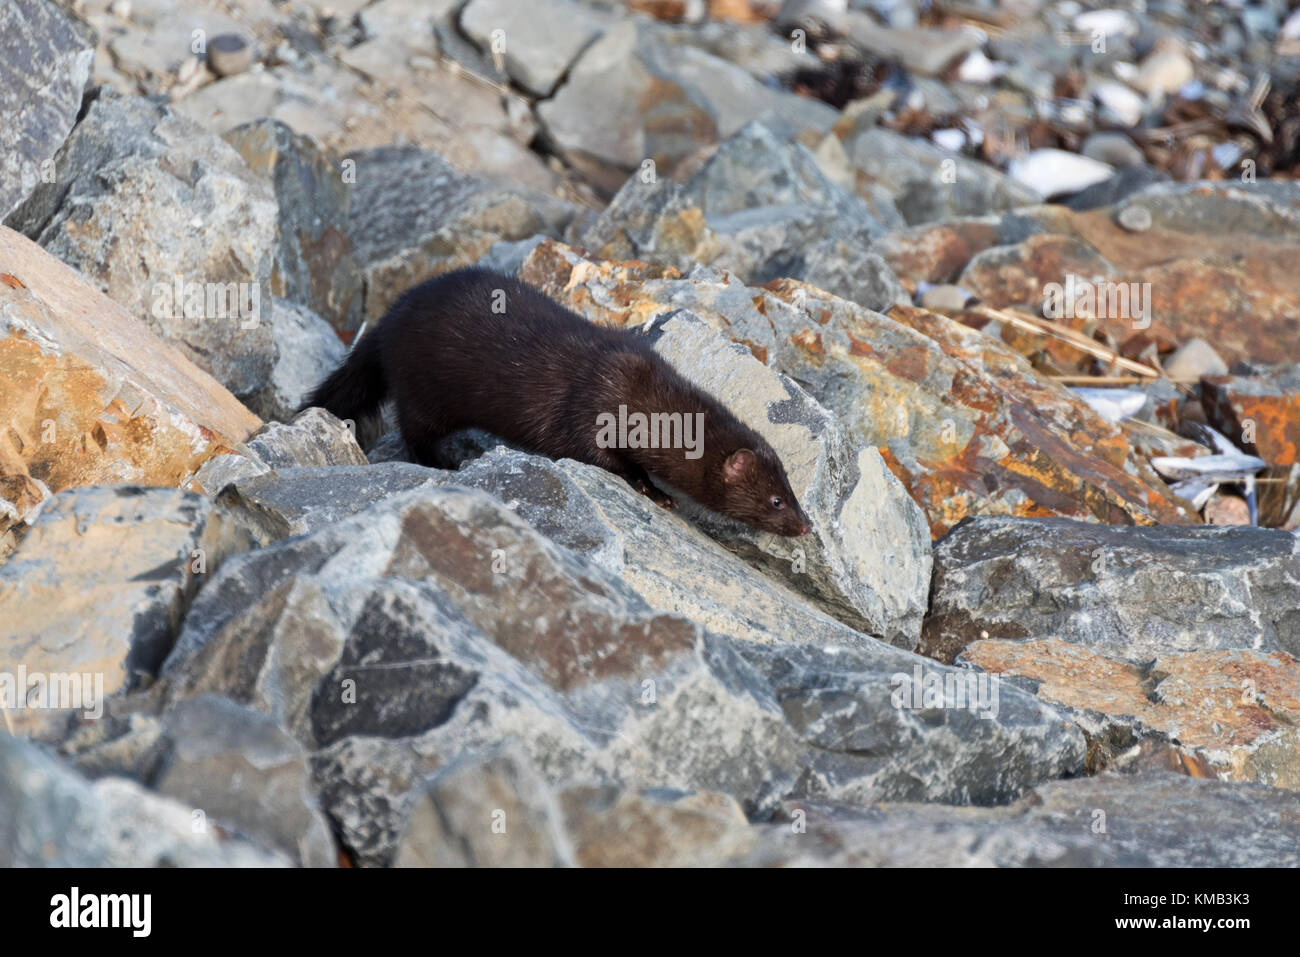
top-left (1, 0), bottom-right (1299, 867)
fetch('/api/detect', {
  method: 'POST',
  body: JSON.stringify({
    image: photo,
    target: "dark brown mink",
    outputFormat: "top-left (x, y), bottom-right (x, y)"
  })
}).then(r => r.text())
top-left (303, 266), bottom-right (811, 536)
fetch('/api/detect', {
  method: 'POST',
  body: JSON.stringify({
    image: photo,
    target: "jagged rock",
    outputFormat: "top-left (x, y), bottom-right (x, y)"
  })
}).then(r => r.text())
top-left (0, 487), bottom-right (253, 737)
top-left (582, 123), bottom-right (905, 311)
top-left (0, 227), bottom-right (261, 533)
top-left (843, 16), bottom-right (981, 76)
top-left (959, 638), bottom-right (1300, 790)
top-left (150, 695), bottom-right (336, 866)
top-left (186, 408), bottom-right (367, 496)
top-left (742, 773), bottom-right (1300, 866)
top-left (223, 119), bottom-right (363, 335)
top-left (0, 0), bottom-right (94, 221)
top-left (158, 483), bottom-right (1083, 865)
top-left (461, 0), bottom-right (609, 96)
top-left (834, 126), bottom-right (1042, 225)
top-left (0, 736), bottom-right (285, 867)
top-left (6, 92), bottom-right (278, 404)
top-left (1201, 366), bottom-right (1300, 468)
top-left (537, 21), bottom-right (837, 192)
top-left (393, 745), bottom-right (571, 866)
top-left (344, 146), bottom-right (575, 328)
top-left (922, 516), bottom-right (1300, 664)
top-left (246, 300), bottom-right (346, 423)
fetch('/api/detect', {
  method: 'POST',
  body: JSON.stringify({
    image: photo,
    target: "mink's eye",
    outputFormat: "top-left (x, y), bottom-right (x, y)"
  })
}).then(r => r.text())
top-left (771, 496), bottom-right (784, 509)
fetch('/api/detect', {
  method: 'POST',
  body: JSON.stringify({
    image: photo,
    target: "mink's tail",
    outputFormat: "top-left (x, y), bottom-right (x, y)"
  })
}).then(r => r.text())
top-left (300, 326), bottom-right (387, 425)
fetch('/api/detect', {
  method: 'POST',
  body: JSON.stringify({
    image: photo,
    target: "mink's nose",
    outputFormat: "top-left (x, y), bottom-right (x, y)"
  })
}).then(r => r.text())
top-left (799, 522), bottom-right (811, 536)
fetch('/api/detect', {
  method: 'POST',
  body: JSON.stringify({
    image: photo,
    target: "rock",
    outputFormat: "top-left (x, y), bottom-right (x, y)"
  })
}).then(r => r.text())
top-left (344, 146), bottom-right (573, 328)
top-left (943, 182), bottom-right (1300, 367)
top-left (1164, 337), bottom-right (1228, 380)
top-left (1204, 495), bottom-right (1252, 525)
top-left (1089, 83), bottom-right (1146, 129)
top-left (208, 33), bottom-right (254, 77)
top-left (222, 119), bottom-right (362, 335)
top-left (1063, 165), bottom-right (1167, 212)
top-left (917, 284), bottom-right (975, 311)
top-left (1081, 132), bottom-right (1145, 169)
top-left (150, 695), bottom-right (336, 866)
top-left (1132, 43), bottom-right (1195, 97)
top-left (922, 516), bottom-right (1300, 665)
top-left (395, 743), bottom-right (757, 866)
top-left (244, 300), bottom-right (346, 423)
top-left (743, 773), bottom-right (1300, 866)
top-left (159, 483), bottom-right (1082, 864)
top-left (6, 92), bottom-right (278, 404)
top-left (217, 463), bottom-right (440, 545)
top-left (1115, 202), bottom-right (1154, 232)
top-left (1201, 366), bottom-right (1300, 467)
top-left (0, 735), bottom-right (286, 867)
top-left (960, 639), bottom-right (1300, 790)
top-left (393, 745), bottom-right (571, 866)
top-left (1008, 149), bottom-right (1115, 199)
top-left (869, 216), bottom-right (1008, 292)
top-left (0, 487), bottom-right (252, 737)
top-left (843, 15), bottom-right (981, 76)
top-left (461, 0), bottom-right (608, 96)
top-left (0, 0), bottom-right (94, 221)
top-left (837, 127), bottom-right (1042, 225)
top-left (536, 21), bottom-right (837, 192)
top-left (187, 408), bottom-right (367, 496)
top-left (0, 226), bottom-right (261, 533)
top-left (581, 122), bottom-right (906, 311)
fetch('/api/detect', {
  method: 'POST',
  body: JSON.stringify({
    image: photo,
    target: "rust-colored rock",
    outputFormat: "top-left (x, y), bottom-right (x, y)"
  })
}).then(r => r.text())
top-left (962, 637), bottom-right (1300, 791)
top-left (0, 227), bottom-right (261, 532)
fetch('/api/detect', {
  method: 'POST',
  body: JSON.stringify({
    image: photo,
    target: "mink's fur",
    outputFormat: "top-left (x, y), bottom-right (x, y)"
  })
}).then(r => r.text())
top-left (304, 267), bottom-right (810, 536)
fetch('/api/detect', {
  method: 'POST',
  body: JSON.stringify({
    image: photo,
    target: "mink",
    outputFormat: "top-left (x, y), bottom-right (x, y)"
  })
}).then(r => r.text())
top-left (303, 267), bottom-right (811, 536)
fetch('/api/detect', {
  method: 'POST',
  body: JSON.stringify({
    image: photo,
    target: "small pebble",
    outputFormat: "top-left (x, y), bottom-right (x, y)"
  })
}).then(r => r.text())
top-left (1116, 203), bottom-right (1153, 232)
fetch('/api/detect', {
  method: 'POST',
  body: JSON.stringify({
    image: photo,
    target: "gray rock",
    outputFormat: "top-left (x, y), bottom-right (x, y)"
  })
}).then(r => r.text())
top-left (582, 123), bottom-right (908, 317)
top-left (248, 299), bottom-right (347, 423)
top-left (188, 408), bottom-right (367, 496)
top-left (0, 0), bottom-right (93, 221)
top-left (840, 127), bottom-right (1042, 225)
top-left (393, 744), bottom-right (572, 866)
top-left (7, 92), bottom-right (277, 405)
top-left (0, 735), bottom-right (286, 867)
top-left (1164, 337), bottom-right (1228, 379)
top-left (1081, 132), bottom-right (1146, 169)
top-left (0, 486), bottom-right (252, 736)
top-left (150, 695), bottom-right (336, 867)
top-left (922, 516), bottom-right (1300, 664)
top-left (460, 0), bottom-right (608, 96)
top-left (223, 119), bottom-right (363, 335)
top-left (537, 21), bottom-right (837, 191)
top-left (218, 463), bottom-right (442, 545)
top-left (843, 14), bottom-right (981, 76)
top-left (744, 773), bottom-right (1300, 866)
top-left (345, 146), bottom-right (573, 327)
top-left (159, 483), bottom-right (1082, 865)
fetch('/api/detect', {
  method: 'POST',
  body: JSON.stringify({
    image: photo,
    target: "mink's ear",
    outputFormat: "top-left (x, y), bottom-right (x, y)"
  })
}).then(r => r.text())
top-left (723, 449), bottom-right (757, 484)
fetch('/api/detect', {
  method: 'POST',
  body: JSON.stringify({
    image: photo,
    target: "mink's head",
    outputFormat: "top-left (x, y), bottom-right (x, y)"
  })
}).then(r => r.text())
top-left (718, 447), bottom-right (811, 537)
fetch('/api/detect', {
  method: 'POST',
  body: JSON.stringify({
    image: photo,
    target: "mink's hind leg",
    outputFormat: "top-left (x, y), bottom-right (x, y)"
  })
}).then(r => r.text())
top-left (399, 407), bottom-right (453, 469)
